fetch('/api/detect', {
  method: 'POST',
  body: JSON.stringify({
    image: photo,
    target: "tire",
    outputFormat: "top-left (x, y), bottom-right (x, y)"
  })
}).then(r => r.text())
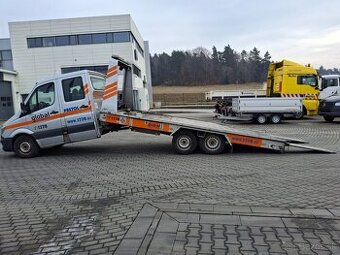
top-left (199, 133), bottom-right (225, 155)
top-left (255, 114), bottom-right (267, 124)
top-left (324, 116), bottom-right (334, 123)
top-left (172, 130), bottom-right (198, 154)
top-left (294, 111), bottom-right (304, 119)
top-left (295, 107), bottom-right (306, 119)
top-left (13, 135), bottom-right (40, 158)
top-left (270, 114), bottom-right (282, 124)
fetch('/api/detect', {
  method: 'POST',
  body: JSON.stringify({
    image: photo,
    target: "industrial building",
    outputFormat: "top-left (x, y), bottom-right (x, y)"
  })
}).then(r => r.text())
top-left (0, 14), bottom-right (153, 120)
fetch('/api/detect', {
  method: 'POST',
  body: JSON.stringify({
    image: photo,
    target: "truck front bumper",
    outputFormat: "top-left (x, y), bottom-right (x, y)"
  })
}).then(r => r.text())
top-left (319, 112), bottom-right (340, 117)
top-left (1, 137), bottom-right (13, 152)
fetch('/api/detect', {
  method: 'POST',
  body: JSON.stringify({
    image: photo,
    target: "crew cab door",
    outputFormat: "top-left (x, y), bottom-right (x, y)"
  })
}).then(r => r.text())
top-left (59, 75), bottom-right (99, 142)
top-left (24, 82), bottom-right (64, 148)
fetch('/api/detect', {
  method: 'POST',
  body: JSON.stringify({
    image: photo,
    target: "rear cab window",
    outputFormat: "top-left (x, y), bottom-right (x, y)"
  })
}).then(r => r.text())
top-left (90, 76), bottom-right (106, 90)
top-left (62, 77), bottom-right (85, 102)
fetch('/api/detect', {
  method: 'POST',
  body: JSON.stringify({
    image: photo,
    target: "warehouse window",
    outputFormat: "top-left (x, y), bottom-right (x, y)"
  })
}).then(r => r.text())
top-left (133, 65), bottom-right (141, 78)
top-left (0, 50), bottom-right (12, 60)
top-left (55, 36), bottom-right (70, 46)
top-left (43, 37), bottom-right (55, 47)
top-left (70, 35), bottom-right (78, 45)
top-left (61, 65), bottom-right (108, 75)
top-left (134, 49), bottom-right (138, 61)
top-left (27, 31), bottom-right (137, 48)
top-left (92, 33), bottom-right (107, 44)
top-left (106, 32), bottom-right (114, 43)
top-left (114, 32), bottom-right (130, 43)
top-left (78, 34), bottom-right (92, 45)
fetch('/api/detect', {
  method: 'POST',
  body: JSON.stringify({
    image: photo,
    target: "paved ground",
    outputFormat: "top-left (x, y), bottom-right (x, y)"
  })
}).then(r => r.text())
top-left (0, 112), bottom-right (340, 254)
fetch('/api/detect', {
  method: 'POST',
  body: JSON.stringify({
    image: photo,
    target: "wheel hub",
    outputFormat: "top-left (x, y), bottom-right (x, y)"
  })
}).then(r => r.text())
top-left (206, 137), bottom-right (220, 149)
top-left (178, 136), bottom-right (191, 149)
top-left (20, 142), bottom-right (31, 153)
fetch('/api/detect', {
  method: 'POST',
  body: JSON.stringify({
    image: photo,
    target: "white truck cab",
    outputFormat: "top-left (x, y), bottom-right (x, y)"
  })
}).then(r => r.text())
top-left (319, 74), bottom-right (340, 99)
top-left (1, 70), bottom-right (106, 157)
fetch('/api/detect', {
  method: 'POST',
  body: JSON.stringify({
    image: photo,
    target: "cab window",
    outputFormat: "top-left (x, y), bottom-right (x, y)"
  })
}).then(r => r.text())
top-left (321, 78), bottom-right (338, 89)
top-left (297, 76), bottom-right (318, 87)
top-left (62, 77), bottom-right (85, 102)
top-left (90, 76), bottom-right (105, 90)
top-left (28, 82), bottom-right (55, 113)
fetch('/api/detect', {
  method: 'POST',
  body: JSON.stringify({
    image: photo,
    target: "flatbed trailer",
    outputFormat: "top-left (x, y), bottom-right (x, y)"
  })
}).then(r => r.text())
top-left (100, 111), bottom-right (333, 154)
top-left (217, 97), bottom-right (302, 124)
top-left (0, 57), bottom-right (335, 157)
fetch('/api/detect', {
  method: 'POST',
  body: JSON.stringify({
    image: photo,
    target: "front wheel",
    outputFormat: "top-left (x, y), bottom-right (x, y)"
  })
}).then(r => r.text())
top-left (172, 130), bottom-right (198, 154)
top-left (13, 135), bottom-right (40, 158)
top-left (199, 134), bottom-right (226, 154)
top-left (324, 116), bottom-right (334, 122)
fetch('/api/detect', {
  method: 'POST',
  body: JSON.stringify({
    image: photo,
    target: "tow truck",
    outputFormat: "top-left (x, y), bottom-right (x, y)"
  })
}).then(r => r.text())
top-left (0, 56), bottom-right (334, 158)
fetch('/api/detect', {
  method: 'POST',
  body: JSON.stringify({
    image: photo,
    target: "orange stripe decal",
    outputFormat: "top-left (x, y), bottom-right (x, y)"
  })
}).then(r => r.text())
top-left (106, 70), bottom-right (118, 78)
top-left (3, 106), bottom-right (92, 131)
top-left (103, 91), bottom-right (118, 100)
top-left (104, 82), bottom-right (118, 90)
top-left (107, 65), bottom-right (118, 74)
top-left (103, 86), bottom-right (118, 95)
top-left (227, 134), bottom-right (263, 148)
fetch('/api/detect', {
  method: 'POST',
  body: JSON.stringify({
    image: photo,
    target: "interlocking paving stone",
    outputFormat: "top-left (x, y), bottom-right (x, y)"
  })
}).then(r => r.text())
top-left (112, 203), bottom-right (340, 254)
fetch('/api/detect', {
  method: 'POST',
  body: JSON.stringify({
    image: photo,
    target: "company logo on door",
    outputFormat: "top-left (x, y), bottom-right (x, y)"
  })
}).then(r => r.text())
top-left (31, 112), bottom-right (50, 122)
top-left (64, 106), bottom-right (80, 112)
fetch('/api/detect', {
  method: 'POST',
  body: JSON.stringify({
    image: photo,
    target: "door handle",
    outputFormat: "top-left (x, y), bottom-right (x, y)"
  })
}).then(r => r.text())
top-left (80, 105), bottom-right (88, 109)
top-left (50, 110), bottom-right (59, 114)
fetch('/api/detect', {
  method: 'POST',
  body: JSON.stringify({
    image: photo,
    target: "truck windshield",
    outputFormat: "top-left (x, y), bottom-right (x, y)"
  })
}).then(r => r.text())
top-left (90, 76), bottom-right (106, 90)
top-left (297, 75), bottom-right (318, 87)
top-left (321, 78), bottom-right (338, 89)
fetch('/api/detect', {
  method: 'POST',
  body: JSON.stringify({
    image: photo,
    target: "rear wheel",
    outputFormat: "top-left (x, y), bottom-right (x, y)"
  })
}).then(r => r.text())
top-left (13, 135), bottom-right (40, 158)
top-left (199, 134), bottom-right (225, 154)
top-left (324, 116), bottom-right (334, 122)
top-left (270, 114), bottom-right (282, 124)
top-left (172, 130), bottom-right (198, 154)
top-left (255, 114), bottom-right (267, 124)
top-left (295, 107), bottom-right (307, 119)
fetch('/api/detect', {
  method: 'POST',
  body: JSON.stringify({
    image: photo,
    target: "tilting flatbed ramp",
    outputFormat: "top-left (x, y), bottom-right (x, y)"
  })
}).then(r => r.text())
top-left (102, 112), bottom-right (335, 154)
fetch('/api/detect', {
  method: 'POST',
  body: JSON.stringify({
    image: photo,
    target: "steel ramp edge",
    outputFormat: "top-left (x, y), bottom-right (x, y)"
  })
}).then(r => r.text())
top-left (286, 143), bottom-right (336, 154)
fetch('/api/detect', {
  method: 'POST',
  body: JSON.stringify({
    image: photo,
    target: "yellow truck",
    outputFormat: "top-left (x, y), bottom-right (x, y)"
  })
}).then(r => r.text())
top-left (267, 60), bottom-right (319, 118)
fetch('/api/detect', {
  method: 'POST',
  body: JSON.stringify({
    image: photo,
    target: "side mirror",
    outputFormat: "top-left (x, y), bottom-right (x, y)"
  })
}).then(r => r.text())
top-left (20, 103), bottom-right (30, 116)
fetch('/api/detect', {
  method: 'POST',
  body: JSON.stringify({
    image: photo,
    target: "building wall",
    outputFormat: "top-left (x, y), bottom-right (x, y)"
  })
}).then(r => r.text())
top-left (9, 15), bottom-right (149, 99)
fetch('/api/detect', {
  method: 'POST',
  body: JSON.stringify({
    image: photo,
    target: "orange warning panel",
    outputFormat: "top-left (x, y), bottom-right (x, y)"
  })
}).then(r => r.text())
top-left (131, 119), bottom-right (171, 133)
top-left (104, 114), bottom-right (171, 133)
top-left (105, 115), bottom-right (130, 126)
top-left (227, 134), bottom-right (263, 148)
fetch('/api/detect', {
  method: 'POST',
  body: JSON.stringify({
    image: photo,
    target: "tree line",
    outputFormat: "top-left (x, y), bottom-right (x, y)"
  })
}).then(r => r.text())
top-left (318, 66), bottom-right (340, 76)
top-left (150, 45), bottom-right (272, 86)
top-left (150, 45), bottom-right (340, 86)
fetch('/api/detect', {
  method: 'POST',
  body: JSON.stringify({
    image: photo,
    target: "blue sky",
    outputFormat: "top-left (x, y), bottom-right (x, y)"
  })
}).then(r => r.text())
top-left (1, 0), bottom-right (340, 68)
